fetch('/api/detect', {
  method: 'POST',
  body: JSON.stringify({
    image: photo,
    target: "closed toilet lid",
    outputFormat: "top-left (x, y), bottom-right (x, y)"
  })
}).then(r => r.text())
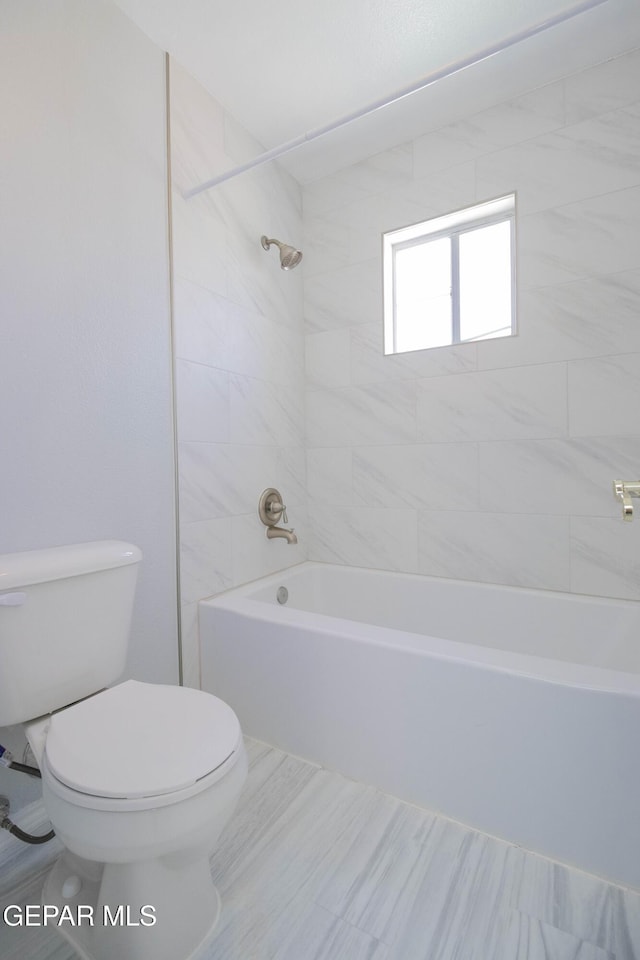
top-left (45, 680), bottom-right (241, 800)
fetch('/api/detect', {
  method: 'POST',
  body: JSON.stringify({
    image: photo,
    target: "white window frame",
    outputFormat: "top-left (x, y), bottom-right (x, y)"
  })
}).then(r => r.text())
top-left (383, 194), bottom-right (516, 355)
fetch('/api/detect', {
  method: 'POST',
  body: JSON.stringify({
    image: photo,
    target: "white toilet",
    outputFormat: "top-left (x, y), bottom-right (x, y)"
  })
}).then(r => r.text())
top-left (0, 540), bottom-right (247, 960)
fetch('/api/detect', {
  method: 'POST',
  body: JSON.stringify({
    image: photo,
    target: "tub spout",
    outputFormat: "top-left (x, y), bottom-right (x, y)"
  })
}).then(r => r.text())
top-left (266, 526), bottom-right (298, 544)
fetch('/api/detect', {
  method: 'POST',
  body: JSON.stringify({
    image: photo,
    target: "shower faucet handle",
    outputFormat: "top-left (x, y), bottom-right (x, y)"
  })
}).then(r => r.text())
top-left (258, 488), bottom-right (288, 525)
top-left (613, 480), bottom-right (640, 521)
top-left (268, 499), bottom-right (287, 523)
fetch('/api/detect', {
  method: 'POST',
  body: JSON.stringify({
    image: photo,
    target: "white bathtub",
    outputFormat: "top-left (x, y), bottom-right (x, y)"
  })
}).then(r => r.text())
top-left (199, 562), bottom-right (640, 889)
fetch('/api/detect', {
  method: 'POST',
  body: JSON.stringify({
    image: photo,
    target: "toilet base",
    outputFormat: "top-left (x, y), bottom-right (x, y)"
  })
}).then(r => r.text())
top-left (42, 849), bottom-right (222, 960)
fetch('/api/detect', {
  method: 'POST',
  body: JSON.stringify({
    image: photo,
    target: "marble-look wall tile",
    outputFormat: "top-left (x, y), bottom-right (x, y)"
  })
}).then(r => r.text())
top-left (179, 517), bottom-right (233, 604)
top-left (174, 279), bottom-right (231, 365)
top-left (179, 442), bottom-right (279, 523)
top-left (303, 163), bottom-right (476, 276)
top-left (418, 511), bottom-right (571, 590)
top-left (306, 160), bottom-right (474, 263)
top-left (179, 441), bottom-right (304, 527)
top-left (229, 375), bottom-right (304, 446)
top-left (478, 437), bottom-right (640, 519)
top-left (570, 517), bottom-right (640, 601)
top-left (306, 448), bottom-right (355, 506)
top-left (231, 511), bottom-right (307, 586)
top-left (302, 171), bottom-right (378, 219)
top-left (518, 185), bottom-right (640, 290)
top-left (477, 102), bottom-right (640, 216)
top-left (274, 446), bottom-right (307, 509)
top-left (302, 45), bottom-right (640, 603)
top-left (306, 329), bottom-right (351, 390)
top-left (306, 382), bottom-right (416, 447)
top-left (178, 433), bottom-right (305, 523)
top-left (179, 601), bottom-right (201, 689)
top-left (308, 506), bottom-right (419, 573)
top-left (325, 143), bottom-right (414, 202)
top-left (476, 270), bottom-right (640, 371)
top-left (304, 191), bottom-right (432, 274)
top-left (302, 213), bottom-right (351, 277)
top-left (412, 83), bottom-right (565, 176)
top-left (174, 278), bottom-right (303, 387)
top-left (169, 61), bottom-right (227, 196)
top-left (564, 47), bottom-right (640, 123)
top-left (223, 110), bottom-right (264, 166)
top-left (568, 353), bottom-right (640, 438)
top-left (351, 323), bottom-right (477, 386)
top-left (171, 60), bottom-right (307, 679)
top-left (229, 259), bottom-right (303, 338)
top-left (394, 161), bottom-right (477, 222)
top-left (171, 191), bottom-right (228, 297)
top-left (304, 258), bottom-right (381, 332)
top-left (416, 364), bottom-right (567, 443)
top-left (175, 359), bottom-right (229, 443)
top-left (353, 443), bottom-right (479, 511)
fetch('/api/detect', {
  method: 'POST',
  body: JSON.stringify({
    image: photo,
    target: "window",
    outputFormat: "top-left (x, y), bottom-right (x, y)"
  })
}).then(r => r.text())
top-left (383, 194), bottom-right (516, 354)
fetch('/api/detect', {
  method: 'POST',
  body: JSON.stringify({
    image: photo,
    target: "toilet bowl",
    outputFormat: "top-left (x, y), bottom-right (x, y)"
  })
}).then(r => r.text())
top-left (31, 680), bottom-right (248, 960)
top-left (0, 541), bottom-right (248, 960)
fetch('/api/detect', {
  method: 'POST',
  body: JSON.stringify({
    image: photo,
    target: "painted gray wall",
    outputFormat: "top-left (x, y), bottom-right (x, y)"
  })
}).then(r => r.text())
top-left (0, 0), bottom-right (179, 804)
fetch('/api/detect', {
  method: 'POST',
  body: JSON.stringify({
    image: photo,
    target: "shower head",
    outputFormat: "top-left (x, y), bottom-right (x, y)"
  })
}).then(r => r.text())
top-left (261, 236), bottom-right (303, 271)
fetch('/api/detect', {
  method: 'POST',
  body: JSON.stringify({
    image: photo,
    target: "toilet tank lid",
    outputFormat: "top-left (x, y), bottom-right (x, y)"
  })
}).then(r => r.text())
top-left (44, 680), bottom-right (241, 800)
top-left (0, 541), bottom-right (141, 591)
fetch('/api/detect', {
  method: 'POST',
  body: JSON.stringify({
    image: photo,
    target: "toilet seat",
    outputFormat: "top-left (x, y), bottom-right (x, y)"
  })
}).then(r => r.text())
top-left (44, 680), bottom-right (241, 801)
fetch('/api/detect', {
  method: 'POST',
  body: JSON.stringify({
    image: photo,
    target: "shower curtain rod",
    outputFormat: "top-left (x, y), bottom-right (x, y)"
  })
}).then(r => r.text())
top-left (183, 0), bottom-right (607, 199)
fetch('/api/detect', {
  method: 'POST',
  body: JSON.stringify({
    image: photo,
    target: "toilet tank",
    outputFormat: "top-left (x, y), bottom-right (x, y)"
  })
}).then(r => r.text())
top-left (0, 541), bottom-right (141, 727)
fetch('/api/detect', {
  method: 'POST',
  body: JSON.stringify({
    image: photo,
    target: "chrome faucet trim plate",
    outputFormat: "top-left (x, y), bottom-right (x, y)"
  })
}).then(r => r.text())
top-left (258, 488), bottom-right (298, 544)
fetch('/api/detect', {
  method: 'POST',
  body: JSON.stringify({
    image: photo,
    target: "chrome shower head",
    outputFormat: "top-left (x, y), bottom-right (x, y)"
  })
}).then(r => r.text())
top-left (261, 236), bottom-right (303, 271)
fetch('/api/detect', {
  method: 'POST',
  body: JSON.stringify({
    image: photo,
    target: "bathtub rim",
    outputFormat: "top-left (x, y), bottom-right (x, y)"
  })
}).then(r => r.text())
top-left (200, 561), bottom-right (640, 697)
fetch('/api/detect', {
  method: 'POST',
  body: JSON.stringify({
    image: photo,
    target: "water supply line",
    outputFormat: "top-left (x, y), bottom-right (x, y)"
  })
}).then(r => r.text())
top-left (0, 744), bottom-right (56, 844)
top-left (0, 796), bottom-right (55, 845)
top-left (0, 743), bottom-right (41, 779)
top-left (182, 0), bottom-right (608, 199)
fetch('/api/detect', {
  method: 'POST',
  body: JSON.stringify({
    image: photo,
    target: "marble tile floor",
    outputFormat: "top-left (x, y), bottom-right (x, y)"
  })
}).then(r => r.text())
top-left (1, 738), bottom-right (638, 960)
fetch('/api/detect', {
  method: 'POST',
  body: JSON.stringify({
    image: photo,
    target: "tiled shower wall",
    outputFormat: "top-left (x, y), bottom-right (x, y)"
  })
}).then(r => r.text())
top-left (170, 47), bottom-right (640, 685)
top-left (303, 46), bottom-right (640, 602)
top-left (170, 62), bottom-right (307, 686)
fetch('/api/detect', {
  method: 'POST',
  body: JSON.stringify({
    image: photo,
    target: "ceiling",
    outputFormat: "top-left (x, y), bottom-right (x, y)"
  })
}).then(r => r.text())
top-left (113, 0), bottom-right (640, 184)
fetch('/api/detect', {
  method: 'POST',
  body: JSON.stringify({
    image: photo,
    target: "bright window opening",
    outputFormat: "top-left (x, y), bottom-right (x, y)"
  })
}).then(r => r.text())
top-left (383, 195), bottom-right (516, 354)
